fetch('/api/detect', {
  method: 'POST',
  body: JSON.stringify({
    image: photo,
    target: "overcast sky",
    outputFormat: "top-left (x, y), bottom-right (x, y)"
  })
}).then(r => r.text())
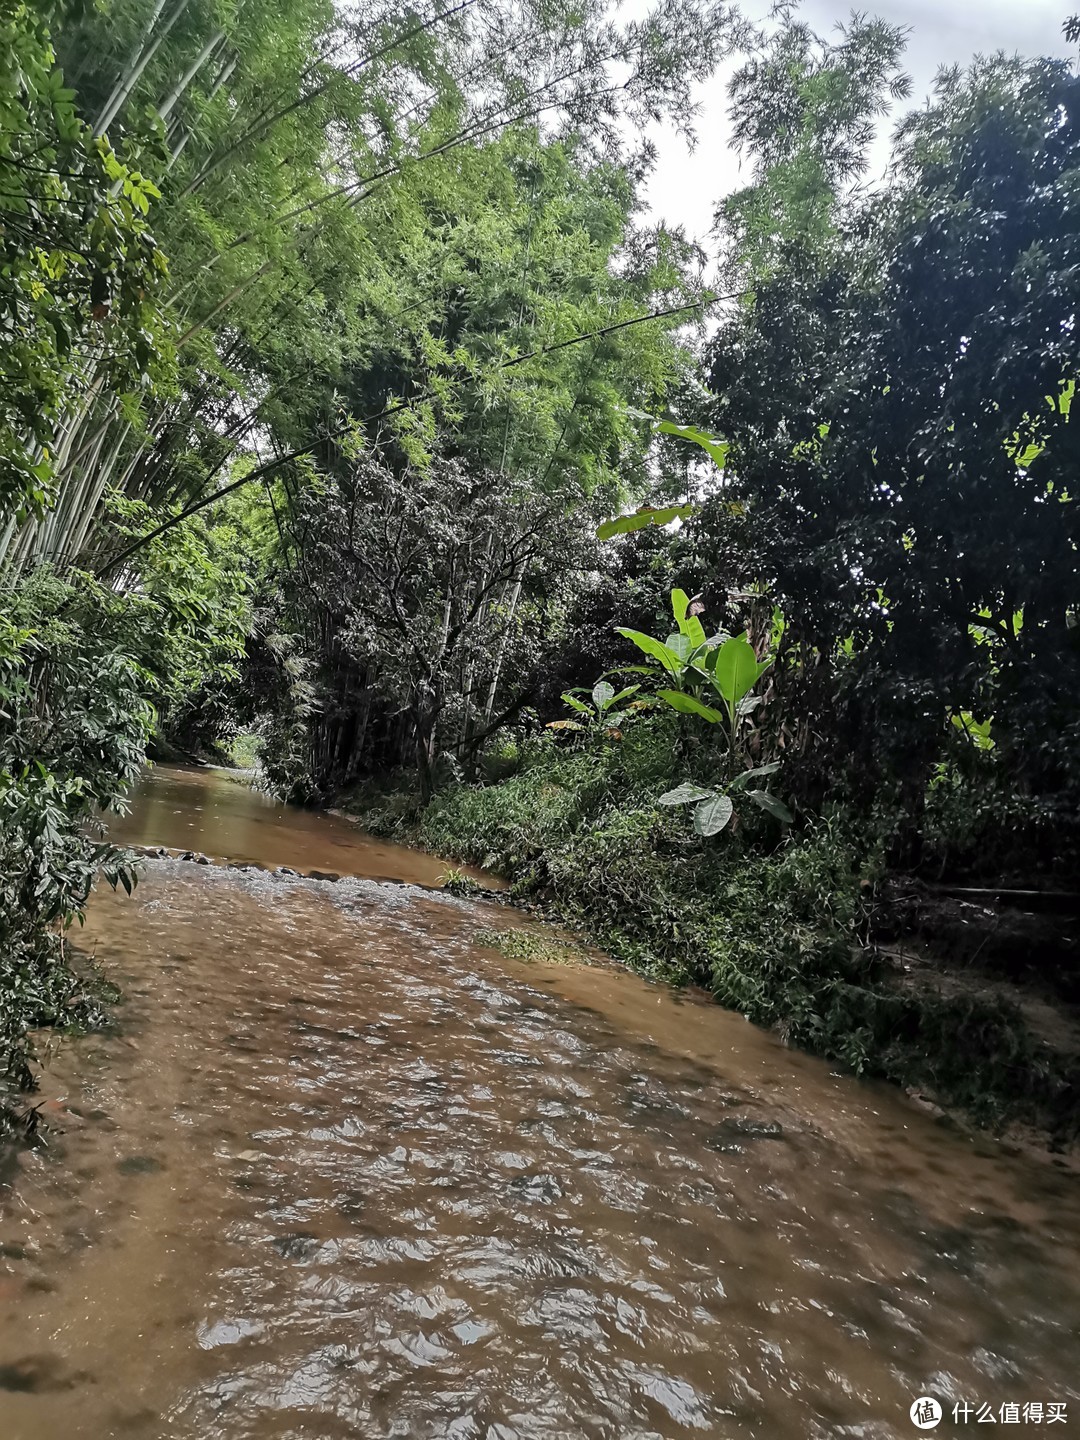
top-left (636, 0), bottom-right (1074, 251)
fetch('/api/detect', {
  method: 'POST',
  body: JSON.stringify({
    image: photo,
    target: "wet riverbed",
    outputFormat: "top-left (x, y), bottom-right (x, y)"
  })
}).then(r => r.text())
top-left (1, 766), bottom-right (1078, 1438)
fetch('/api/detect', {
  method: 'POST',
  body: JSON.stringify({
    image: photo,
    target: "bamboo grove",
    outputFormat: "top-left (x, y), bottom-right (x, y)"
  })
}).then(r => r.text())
top-left (2, 0), bottom-right (740, 576)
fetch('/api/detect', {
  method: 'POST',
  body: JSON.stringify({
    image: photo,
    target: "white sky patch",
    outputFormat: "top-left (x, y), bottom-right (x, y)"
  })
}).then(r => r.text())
top-left (623, 0), bottom-right (1073, 256)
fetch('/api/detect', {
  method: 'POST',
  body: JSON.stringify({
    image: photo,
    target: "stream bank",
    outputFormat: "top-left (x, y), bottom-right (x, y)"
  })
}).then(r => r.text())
top-left (334, 760), bottom-right (1080, 1155)
top-left (2, 762), bottom-right (1080, 1439)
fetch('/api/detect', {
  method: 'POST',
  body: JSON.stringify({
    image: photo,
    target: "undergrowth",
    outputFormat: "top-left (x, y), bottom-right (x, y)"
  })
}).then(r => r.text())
top-left (348, 722), bottom-right (1078, 1140)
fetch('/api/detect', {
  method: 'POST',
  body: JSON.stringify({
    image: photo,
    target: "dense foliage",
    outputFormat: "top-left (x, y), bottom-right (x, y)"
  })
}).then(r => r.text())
top-left (697, 44), bottom-right (1080, 874)
top-left (0, 537), bottom-right (248, 1124)
top-left (401, 729), bottom-right (1076, 1136)
top-left (3, 0), bottom-right (1079, 1131)
top-left (0, 0), bottom-right (731, 1104)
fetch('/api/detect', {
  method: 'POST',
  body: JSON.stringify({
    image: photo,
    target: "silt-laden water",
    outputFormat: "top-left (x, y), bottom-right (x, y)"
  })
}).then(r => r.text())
top-left (0, 766), bottom-right (1077, 1438)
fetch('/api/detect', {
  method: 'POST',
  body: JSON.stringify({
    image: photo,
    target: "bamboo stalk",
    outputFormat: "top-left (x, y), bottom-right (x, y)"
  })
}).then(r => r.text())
top-left (93, 0), bottom-right (192, 137)
top-left (157, 28), bottom-right (225, 122)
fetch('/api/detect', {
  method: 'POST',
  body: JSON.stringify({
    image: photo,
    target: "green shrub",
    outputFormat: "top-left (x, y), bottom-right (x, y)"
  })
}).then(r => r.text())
top-left (0, 570), bottom-right (160, 1125)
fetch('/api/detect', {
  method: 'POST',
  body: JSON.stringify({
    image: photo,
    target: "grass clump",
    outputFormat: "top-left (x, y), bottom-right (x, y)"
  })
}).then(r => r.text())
top-left (476, 926), bottom-right (592, 967)
top-left (441, 867), bottom-right (483, 896)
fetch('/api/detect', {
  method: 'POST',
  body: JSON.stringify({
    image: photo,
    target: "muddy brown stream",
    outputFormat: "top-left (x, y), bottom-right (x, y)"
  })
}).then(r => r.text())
top-left (1, 765), bottom-right (1078, 1439)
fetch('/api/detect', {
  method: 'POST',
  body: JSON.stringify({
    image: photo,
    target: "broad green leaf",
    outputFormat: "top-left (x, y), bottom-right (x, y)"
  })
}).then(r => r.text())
top-left (713, 634), bottom-right (772, 708)
top-left (665, 632), bottom-right (692, 663)
top-left (561, 692), bottom-right (591, 714)
top-left (615, 627), bottom-right (683, 676)
top-left (597, 503), bottom-right (695, 540)
top-left (671, 588), bottom-right (690, 624)
top-left (693, 793), bottom-right (734, 835)
top-left (658, 782), bottom-right (713, 805)
top-left (746, 789), bottom-right (793, 823)
top-left (950, 711), bottom-right (995, 751)
top-left (655, 419), bottom-right (730, 470)
top-left (732, 762), bottom-right (780, 791)
top-left (658, 690), bottom-right (723, 722)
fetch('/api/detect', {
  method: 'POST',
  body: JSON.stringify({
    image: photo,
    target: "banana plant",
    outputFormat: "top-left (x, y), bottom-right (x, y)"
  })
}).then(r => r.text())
top-left (617, 588), bottom-right (773, 753)
top-left (547, 679), bottom-right (642, 738)
top-left (659, 763), bottom-right (793, 836)
top-left (616, 587), bottom-right (725, 694)
top-left (595, 412), bottom-right (729, 540)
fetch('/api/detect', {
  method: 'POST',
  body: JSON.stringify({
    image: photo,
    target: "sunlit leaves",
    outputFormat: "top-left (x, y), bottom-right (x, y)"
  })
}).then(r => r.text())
top-left (596, 503), bottom-right (695, 540)
top-left (615, 626), bottom-right (686, 677)
top-left (657, 688), bottom-right (723, 721)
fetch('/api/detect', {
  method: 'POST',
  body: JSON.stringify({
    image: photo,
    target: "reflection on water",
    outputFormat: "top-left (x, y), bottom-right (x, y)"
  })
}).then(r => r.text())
top-left (0, 768), bottom-right (1077, 1439)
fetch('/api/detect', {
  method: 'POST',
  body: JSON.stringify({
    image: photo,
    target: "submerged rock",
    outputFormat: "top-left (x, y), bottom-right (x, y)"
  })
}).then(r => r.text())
top-left (116, 1154), bottom-right (164, 1175)
top-left (0, 1354), bottom-right (83, 1393)
top-left (271, 1231), bottom-right (320, 1261)
top-left (705, 1117), bottom-right (786, 1153)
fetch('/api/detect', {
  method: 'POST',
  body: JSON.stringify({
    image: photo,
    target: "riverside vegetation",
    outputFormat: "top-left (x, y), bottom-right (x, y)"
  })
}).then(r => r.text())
top-left (2, 0), bottom-right (1080, 1142)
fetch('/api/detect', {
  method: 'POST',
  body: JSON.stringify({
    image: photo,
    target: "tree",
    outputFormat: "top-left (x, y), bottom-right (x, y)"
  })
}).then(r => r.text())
top-left (233, 121), bottom-right (704, 799)
top-left (266, 451), bottom-right (593, 798)
top-left (700, 40), bottom-right (1080, 852)
top-left (718, 13), bottom-right (910, 287)
top-left (2, 0), bottom-right (738, 575)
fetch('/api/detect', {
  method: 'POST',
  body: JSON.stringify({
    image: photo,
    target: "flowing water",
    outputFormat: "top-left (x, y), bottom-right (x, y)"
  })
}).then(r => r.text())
top-left (1, 766), bottom-right (1078, 1439)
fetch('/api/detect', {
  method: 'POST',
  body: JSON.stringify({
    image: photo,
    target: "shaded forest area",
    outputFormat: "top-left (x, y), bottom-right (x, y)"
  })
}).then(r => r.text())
top-left (3, 0), bottom-right (1080, 1138)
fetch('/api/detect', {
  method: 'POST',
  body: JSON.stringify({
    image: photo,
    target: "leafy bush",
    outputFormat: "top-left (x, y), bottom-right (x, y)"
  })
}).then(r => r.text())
top-left (0, 558), bottom-right (253, 1131)
top-left (0, 570), bottom-right (159, 1123)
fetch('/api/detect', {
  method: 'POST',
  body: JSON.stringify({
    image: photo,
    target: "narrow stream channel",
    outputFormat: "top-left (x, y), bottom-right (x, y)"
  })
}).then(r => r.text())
top-left (1, 766), bottom-right (1078, 1439)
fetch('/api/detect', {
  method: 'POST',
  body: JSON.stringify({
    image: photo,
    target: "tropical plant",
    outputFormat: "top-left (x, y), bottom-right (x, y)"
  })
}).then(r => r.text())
top-left (596, 412), bottom-right (728, 539)
top-left (614, 587), bottom-right (792, 834)
top-left (657, 763), bottom-right (791, 835)
top-left (617, 587), bottom-right (773, 753)
top-left (616, 587), bottom-right (721, 689)
top-left (549, 679), bottom-right (643, 738)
